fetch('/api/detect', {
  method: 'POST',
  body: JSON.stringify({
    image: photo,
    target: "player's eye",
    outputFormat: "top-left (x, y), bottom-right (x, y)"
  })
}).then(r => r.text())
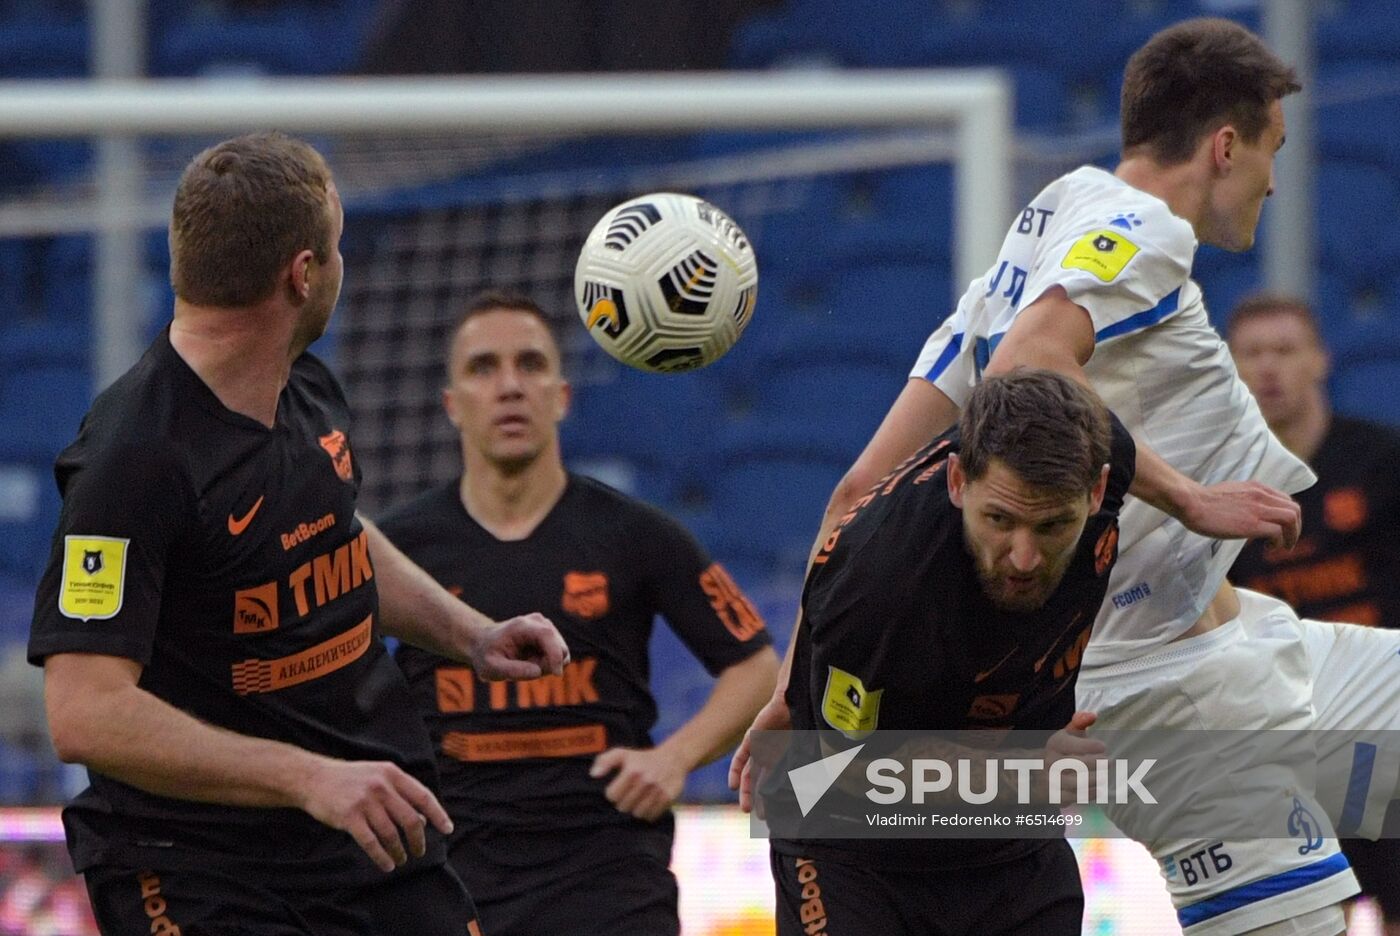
top-left (985, 512), bottom-right (1010, 528)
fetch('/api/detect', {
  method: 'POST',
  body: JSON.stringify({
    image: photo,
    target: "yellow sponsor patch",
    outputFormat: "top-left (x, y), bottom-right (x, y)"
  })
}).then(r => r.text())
top-left (822, 666), bottom-right (882, 740)
top-left (1061, 229), bottom-right (1140, 282)
top-left (58, 535), bottom-right (129, 621)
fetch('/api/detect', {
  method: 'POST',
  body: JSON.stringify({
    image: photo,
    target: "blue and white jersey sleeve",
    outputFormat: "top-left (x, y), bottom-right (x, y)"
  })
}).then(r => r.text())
top-left (1020, 177), bottom-right (1197, 344)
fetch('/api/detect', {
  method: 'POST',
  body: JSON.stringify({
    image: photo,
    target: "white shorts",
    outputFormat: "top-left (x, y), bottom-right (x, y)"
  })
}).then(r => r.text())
top-left (1076, 607), bottom-right (1359, 936)
top-left (1238, 588), bottom-right (1400, 839)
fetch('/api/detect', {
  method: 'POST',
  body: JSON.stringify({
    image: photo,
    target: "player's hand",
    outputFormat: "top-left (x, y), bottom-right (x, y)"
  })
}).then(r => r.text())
top-left (1043, 711), bottom-right (1106, 803)
top-left (1180, 480), bottom-right (1301, 549)
top-left (589, 747), bottom-right (687, 822)
top-left (299, 758), bottom-right (453, 873)
top-left (469, 613), bottom-right (570, 680)
top-left (728, 691), bottom-right (791, 814)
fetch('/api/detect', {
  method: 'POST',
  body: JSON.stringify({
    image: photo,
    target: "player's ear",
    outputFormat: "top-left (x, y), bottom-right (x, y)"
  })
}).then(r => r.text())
top-left (1089, 464), bottom-right (1110, 515)
top-left (1212, 124), bottom-right (1238, 175)
top-left (947, 453), bottom-right (966, 508)
top-left (442, 385), bottom-right (461, 428)
top-left (288, 248), bottom-right (315, 302)
top-left (556, 378), bottom-right (572, 423)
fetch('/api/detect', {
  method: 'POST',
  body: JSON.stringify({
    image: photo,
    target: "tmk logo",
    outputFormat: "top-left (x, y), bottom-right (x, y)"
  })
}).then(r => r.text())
top-left (82, 550), bottom-right (103, 575)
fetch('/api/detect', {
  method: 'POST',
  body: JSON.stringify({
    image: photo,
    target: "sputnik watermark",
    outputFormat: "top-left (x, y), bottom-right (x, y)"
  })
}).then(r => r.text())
top-left (788, 745), bottom-right (1156, 817)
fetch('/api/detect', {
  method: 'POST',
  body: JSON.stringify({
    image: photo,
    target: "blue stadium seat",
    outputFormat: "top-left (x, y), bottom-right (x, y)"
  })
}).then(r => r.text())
top-left (0, 571), bottom-right (35, 645)
top-left (0, 458), bottom-right (60, 582)
top-left (1329, 319), bottom-right (1400, 428)
top-left (561, 365), bottom-right (724, 464)
top-left (0, 16), bottom-right (87, 77)
top-left (1316, 160), bottom-right (1400, 282)
top-left (38, 236), bottom-right (93, 324)
top-left (718, 360), bottom-right (903, 464)
top-left (710, 453), bottom-right (845, 572)
top-left (0, 364), bottom-right (90, 460)
top-left (151, 0), bottom-right (381, 76)
top-left (745, 259), bottom-right (954, 369)
top-left (1316, 64), bottom-right (1400, 173)
top-left (1317, 1), bottom-right (1400, 64)
top-left (1193, 247), bottom-right (1261, 330)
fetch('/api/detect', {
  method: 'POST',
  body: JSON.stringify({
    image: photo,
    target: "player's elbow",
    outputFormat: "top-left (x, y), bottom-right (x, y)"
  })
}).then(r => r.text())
top-left (46, 699), bottom-right (94, 764)
top-left (828, 468), bottom-right (876, 522)
top-left (43, 659), bottom-right (123, 764)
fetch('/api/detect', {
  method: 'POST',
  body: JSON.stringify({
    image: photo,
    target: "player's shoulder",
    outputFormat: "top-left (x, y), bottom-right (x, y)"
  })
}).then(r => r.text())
top-left (289, 350), bottom-right (350, 407)
top-left (65, 334), bottom-right (202, 478)
top-left (375, 481), bottom-right (461, 543)
top-left (565, 472), bottom-right (689, 536)
top-left (1053, 166), bottom-right (1196, 262)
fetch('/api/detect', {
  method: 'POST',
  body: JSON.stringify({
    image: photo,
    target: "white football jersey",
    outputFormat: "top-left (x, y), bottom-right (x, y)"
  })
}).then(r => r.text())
top-left (910, 166), bottom-right (1315, 666)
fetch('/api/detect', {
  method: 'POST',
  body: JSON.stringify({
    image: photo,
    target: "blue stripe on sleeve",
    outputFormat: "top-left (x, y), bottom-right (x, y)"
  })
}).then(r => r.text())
top-left (1094, 287), bottom-right (1182, 342)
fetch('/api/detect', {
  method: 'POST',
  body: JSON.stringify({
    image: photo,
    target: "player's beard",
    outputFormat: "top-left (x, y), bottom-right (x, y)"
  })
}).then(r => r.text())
top-left (973, 551), bottom-right (1072, 614)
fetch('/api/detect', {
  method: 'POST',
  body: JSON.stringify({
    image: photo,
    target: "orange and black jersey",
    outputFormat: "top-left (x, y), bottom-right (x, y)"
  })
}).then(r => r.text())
top-left (377, 474), bottom-right (772, 835)
top-left (773, 417), bottom-right (1133, 869)
top-left (1232, 414), bottom-right (1400, 627)
top-left (28, 330), bottom-right (441, 887)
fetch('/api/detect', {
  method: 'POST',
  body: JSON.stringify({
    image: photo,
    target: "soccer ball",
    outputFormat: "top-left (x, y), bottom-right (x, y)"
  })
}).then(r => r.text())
top-left (574, 192), bottom-right (758, 373)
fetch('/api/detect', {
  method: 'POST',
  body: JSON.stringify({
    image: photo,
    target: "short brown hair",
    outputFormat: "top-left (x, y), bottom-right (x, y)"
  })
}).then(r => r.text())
top-left (170, 131), bottom-right (334, 307)
top-left (1121, 18), bottom-right (1300, 165)
top-left (1226, 292), bottom-right (1322, 343)
top-left (447, 289), bottom-right (562, 377)
top-left (959, 370), bottom-right (1112, 498)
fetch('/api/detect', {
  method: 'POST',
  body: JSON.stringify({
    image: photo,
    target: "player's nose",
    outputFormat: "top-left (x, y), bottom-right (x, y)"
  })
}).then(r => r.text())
top-left (1007, 531), bottom-right (1042, 572)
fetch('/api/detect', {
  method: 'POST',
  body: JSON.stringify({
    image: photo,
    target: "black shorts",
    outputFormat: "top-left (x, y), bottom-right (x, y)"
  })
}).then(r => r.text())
top-left (83, 860), bottom-right (481, 936)
top-left (770, 840), bottom-right (1083, 936)
top-left (1343, 837), bottom-right (1400, 921)
top-left (449, 819), bottom-right (678, 936)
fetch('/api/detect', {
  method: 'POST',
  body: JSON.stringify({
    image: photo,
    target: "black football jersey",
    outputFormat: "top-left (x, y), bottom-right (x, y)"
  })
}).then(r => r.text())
top-left (28, 330), bottom-right (442, 886)
top-left (1232, 415), bottom-right (1400, 627)
top-left (773, 417), bottom-right (1134, 868)
top-left (377, 475), bottom-right (773, 835)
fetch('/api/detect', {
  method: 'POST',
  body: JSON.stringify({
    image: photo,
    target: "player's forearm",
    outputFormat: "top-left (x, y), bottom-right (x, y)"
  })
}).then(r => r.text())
top-left (1124, 438), bottom-right (1200, 521)
top-left (658, 648), bottom-right (779, 770)
top-left (362, 516), bottom-right (489, 662)
top-left (46, 656), bottom-right (326, 810)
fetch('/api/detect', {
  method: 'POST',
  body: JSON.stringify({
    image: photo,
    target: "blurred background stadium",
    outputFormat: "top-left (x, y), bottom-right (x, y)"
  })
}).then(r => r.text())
top-left (0, 0), bottom-right (1393, 932)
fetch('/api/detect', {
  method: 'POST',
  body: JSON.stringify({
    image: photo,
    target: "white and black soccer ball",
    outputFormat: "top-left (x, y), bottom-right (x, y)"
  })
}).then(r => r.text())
top-left (574, 193), bottom-right (758, 373)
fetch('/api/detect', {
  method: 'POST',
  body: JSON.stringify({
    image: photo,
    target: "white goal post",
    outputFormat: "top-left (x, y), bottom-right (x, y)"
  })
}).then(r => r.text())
top-left (0, 70), bottom-right (1011, 386)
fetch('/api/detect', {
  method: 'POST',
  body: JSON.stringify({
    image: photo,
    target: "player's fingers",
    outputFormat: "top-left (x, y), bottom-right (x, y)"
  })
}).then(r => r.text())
top-left (590, 747), bottom-right (625, 779)
top-left (617, 780), bottom-right (653, 817)
top-left (393, 772), bottom-right (454, 836)
top-left (1066, 711), bottom-right (1096, 733)
top-left (348, 815), bottom-right (399, 873)
top-left (383, 792), bottom-right (429, 859)
top-left (605, 767), bottom-right (639, 806)
top-left (364, 802), bottom-right (408, 868)
top-left (525, 615), bottom-right (571, 673)
top-left (484, 653), bottom-right (544, 681)
top-left (728, 732), bottom-right (752, 790)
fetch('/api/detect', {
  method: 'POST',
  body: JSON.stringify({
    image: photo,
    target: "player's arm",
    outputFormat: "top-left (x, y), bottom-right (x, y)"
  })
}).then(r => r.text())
top-left (44, 653), bottom-right (452, 872)
top-left (985, 289), bottom-right (1299, 547)
top-left (591, 648), bottom-right (778, 821)
top-left (363, 516), bottom-right (568, 679)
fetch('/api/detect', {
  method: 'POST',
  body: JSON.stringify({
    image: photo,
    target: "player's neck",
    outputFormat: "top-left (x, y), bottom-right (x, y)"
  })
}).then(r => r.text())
top-left (1270, 397), bottom-right (1331, 465)
top-left (458, 450), bottom-right (568, 542)
top-left (170, 300), bottom-right (299, 428)
top-left (1114, 155), bottom-right (1210, 234)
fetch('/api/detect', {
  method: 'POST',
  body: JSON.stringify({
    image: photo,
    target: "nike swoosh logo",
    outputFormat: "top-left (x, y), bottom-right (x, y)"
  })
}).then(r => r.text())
top-left (974, 646), bottom-right (1018, 683)
top-left (1034, 611), bottom-right (1085, 673)
top-left (228, 496), bottom-right (265, 536)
